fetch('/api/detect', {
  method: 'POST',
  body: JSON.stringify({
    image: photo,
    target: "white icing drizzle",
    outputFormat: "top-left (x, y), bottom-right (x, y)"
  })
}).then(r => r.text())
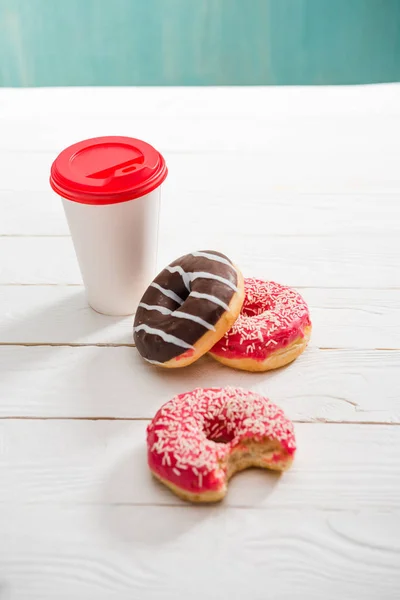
top-left (150, 282), bottom-right (184, 305)
top-left (172, 311), bottom-right (215, 331)
top-left (139, 302), bottom-right (215, 330)
top-left (166, 265), bottom-right (191, 290)
top-left (145, 358), bottom-right (165, 365)
top-left (190, 291), bottom-right (230, 311)
top-left (134, 324), bottom-right (194, 349)
top-left (166, 266), bottom-right (237, 293)
top-left (191, 251), bottom-right (233, 268)
top-left (190, 271), bottom-right (238, 292)
top-left (139, 303), bottom-right (172, 315)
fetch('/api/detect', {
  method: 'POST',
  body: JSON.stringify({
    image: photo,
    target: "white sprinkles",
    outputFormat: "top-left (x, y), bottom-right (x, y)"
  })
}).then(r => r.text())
top-left (147, 387), bottom-right (296, 489)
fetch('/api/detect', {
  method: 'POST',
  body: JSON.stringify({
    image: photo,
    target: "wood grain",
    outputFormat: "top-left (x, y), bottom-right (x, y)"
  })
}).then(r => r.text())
top-left (0, 286), bottom-right (399, 348)
top-left (0, 190), bottom-right (68, 236)
top-left (0, 85), bottom-right (400, 598)
top-left (0, 346), bottom-right (398, 422)
top-left (0, 420), bottom-right (399, 509)
top-left (2, 190), bottom-right (400, 236)
top-left (1, 113), bottom-right (400, 158)
top-left (0, 84), bottom-right (400, 119)
top-left (1, 149), bottom-right (400, 195)
top-left (0, 505), bottom-right (399, 600)
top-left (0, 286), bottom-right (133, 345)
top-left (1, 234), bottom-right (399, 288)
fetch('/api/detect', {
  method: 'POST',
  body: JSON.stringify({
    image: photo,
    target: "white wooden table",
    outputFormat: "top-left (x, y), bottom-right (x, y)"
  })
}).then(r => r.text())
top-left (1, 85), bottom-right (400, 599)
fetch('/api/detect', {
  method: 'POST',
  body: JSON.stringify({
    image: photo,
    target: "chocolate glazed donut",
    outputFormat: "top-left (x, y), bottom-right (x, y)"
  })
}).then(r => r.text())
top-left (133, 251), bottom-right (245, 368)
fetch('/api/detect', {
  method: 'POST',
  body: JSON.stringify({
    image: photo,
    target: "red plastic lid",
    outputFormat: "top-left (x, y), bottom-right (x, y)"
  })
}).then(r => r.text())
top-left (50, 136), bottom-right (167, 204)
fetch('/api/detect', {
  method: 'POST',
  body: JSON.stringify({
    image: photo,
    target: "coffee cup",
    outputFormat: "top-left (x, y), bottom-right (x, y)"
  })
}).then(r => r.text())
top-left (50, 136), bottom-right (167, 315)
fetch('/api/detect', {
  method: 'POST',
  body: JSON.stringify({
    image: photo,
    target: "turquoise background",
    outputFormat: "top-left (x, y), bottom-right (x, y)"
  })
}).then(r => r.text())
top-left (0, 0), bottom-right (400, 87)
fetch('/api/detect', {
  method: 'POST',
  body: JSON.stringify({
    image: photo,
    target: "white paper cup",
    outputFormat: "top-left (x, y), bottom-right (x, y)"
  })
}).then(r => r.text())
top-left (50, 136), bottom-right (167, 315)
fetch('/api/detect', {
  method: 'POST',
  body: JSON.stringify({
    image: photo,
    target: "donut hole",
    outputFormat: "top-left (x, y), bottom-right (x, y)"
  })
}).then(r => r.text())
top-left (241, 303), bottom-right (269, 317)
top-left (181, 287), bottom-right (191, 302)
top-left (210, 432), bottom-right (235, 444)
top-left (203, 418), bottom-right (235, 445)
top-left (240, 284), bottom-right (274, 317)
top-left (172, 286), bottom-right (190, 309)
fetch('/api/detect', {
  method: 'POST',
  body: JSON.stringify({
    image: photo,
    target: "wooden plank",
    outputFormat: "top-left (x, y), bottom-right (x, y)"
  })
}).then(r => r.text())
top-left (0, 191), bottom-right (68, 236)
top-left (1, 85), bottom-right (400, 119)
top-left (0, 113), bottom-right (399, 157)
top-left (306, 287), bottom-right (400, 349)
top-left (2, 189), bottom-right (400, 236)
top-left (0, 238), bottom-right (80, 284)
top-left (1, 150), bottom-right (400, 195)
top-left (165, 151), bottom-right (400, 195)
top-left (0, 347), bottom-right (398, 422)
top-left (0, 421), bottom-right (399, 509)
top-left (160, 232), bottom-right (400, 289)
top-left (0, 286), bottom-right (133, 345)
top-left (160, 190), bottom-right (400, 236)
top-left (1, 87), bottom-right (399, 600)
top-left (0, 504), bottom-right (398, 600)
top-left (0, 286), bottom-right (399, 348)
top-left (1, 234), bottom-right (398, 288)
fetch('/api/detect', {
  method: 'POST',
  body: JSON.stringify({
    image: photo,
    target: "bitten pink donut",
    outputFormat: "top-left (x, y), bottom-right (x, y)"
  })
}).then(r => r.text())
top-left (209, 278), bottom-right (311, 372)
top-left (147, 387), bottom-right (296, 503)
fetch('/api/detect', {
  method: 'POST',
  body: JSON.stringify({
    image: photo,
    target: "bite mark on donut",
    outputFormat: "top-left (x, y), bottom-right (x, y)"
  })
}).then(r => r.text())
top-left (147, 387), bottom-right (296, 503)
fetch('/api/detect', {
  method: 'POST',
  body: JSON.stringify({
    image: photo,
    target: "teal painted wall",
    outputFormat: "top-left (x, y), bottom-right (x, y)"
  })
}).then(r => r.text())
top-left (0, 0), bottom-right (400, 87)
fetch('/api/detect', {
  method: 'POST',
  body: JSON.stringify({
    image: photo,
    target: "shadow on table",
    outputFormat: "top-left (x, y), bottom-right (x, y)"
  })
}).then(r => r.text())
top-left (99, 443), bottom-right (282, 546)
top-left (0, 284), bottom-right (302, 421)
top-left (0, 582), bottom-right (11, 600)
top-left (0, 288), bottom-right (132, 420)
top-left (99, 444), bottom-right (207, 545)
top-left (0, 287), bottom-right (131, 345)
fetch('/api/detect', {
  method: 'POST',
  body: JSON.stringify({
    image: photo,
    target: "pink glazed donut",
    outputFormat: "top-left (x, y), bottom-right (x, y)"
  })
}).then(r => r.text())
top-left (209, 278), bottom-right (311, 372)
top-left (147, 387), bottom-right (296, 503)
